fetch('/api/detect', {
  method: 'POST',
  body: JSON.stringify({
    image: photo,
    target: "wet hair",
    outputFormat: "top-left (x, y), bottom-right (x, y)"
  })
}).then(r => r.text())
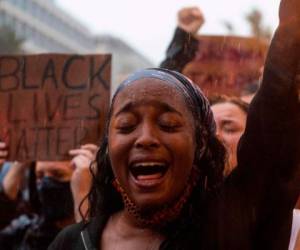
top-left (86, 68), bottom-right (226, 249)
top-left (209, 95), bottom-right (249, 114)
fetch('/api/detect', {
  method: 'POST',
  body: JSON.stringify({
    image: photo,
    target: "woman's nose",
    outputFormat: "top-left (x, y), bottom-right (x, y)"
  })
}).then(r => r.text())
top-left (134, 123), bottom-right (160, 149)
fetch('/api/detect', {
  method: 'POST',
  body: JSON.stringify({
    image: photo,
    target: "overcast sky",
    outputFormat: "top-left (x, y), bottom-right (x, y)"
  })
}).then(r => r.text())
top-left (57, 0), bottom-right (281, 65)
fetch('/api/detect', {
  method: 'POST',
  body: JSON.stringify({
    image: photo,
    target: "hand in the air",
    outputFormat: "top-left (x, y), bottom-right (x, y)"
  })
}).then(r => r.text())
top-left (177, 7), bottom-right (205, 35)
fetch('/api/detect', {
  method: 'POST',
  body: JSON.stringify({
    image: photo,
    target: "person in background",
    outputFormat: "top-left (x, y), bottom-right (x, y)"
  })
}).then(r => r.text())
top-left (0, 142), bottom-right (26, 230)
top-left (163, 7), bottom-right (300, 250)
top-left (48, 1), bottom-right (300, 248)
top-left (160, 7), bottom-right (203, 72)
top-left (161, 7), bottom-right (250, 177)
top-left (164, 8), bottom-right (300, 250)
top-left (161, 6), bottom-right (263, 104)
top-left (210, 95), bottom-right (248, 176)
top-left (0, 142), bottom-right (97, 250)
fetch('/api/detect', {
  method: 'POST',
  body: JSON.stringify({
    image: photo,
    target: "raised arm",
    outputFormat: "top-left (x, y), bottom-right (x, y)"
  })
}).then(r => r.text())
top-left (160, 7), bottom-right (203, 72)
top-left (232, 1), bottom-right (300, 248)
top-left (236, 0), bottom-right (300, 195)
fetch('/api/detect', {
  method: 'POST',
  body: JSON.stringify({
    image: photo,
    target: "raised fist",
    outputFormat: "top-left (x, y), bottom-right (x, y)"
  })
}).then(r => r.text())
top-left (177, 7), bottom-right (205, 35)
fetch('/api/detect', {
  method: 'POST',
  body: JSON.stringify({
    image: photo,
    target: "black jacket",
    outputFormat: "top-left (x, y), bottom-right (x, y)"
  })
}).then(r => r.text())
top-left (159, 27), bottom-right (198, 73)
top-left (0, 214), bottom-right (61, 250)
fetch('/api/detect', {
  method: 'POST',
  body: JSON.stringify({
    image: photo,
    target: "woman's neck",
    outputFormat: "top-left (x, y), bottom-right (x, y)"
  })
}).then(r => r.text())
top-left (101, 210), bottom-right (164, 250)
top-left (112, 210), bottom-right (162, 237)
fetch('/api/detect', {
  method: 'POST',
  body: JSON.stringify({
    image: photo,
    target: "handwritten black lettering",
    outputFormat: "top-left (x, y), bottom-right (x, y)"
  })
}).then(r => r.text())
top-left (15, 129), bottom-right (29, 159)
top-left (90, 56), bottom-right (110, 90)
top-left (41, 59), bottom-right (58, 89)
top-left (62, 93), bottom-right (82, 120)
top-left (21, 57), bottom-right (39, 89)
top-left (45, 93), bottom-right (63, 122)
top-left (86, 94), bottom-right (101, 120)
top-left (0, 56), bottom-right (20, 92)
top-left (6, 93), bottom-right (26, 124)
top-left (62, 55), bottom-right (87, 89)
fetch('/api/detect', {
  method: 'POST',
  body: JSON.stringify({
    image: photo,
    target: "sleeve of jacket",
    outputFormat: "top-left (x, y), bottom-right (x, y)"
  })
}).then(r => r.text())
top-left (159, 27), bottom-right (199, 72)
top-left (48, 222), bottom-right (86, 250)
top-left (231, 17), bottom-right (300, 250)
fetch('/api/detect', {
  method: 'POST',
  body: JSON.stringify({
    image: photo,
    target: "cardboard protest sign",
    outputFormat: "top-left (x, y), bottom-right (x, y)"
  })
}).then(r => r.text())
top-left (182, 35), bottom-right (268, 97)
top-left (0, 54), bottom-right (111, 161)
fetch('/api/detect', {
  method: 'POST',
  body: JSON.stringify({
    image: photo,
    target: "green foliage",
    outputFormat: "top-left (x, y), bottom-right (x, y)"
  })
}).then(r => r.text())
top-left (0, 26), bottom-right (23, 54)
top-left (222, 7), bottom-right (272, 41)
top-left (246, 8), bottom-right (272, 40)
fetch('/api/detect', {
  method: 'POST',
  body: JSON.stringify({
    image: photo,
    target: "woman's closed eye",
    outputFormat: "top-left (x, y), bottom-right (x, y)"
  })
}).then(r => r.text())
top-left (222, 123), bottom-right (241, 134)
top-left (114, 114), bottom-right (137, 133)
top-left (158, 114), bottom-right (183, 132)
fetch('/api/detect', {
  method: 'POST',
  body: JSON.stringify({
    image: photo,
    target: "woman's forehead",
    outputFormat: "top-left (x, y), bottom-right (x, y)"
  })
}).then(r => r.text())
top-left (113, 78), bottom-right (187, 107)
top-left (35, 161), bottom-right (72, 173)
top-left (120, 77), bottom-right (181, 93)
top-left (211, 102), bottom-right (247, 117)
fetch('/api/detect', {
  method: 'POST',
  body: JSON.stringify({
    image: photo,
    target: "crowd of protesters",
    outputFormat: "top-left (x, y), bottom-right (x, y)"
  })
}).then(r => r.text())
top-left (0, 145), bottom-right (97, 249)
top-left (0, 0), bottom-right (300, 249)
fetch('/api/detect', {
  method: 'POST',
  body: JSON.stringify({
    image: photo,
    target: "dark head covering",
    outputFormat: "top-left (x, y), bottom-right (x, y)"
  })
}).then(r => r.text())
top-left (88, 68), bottom-right (225, 233)
top-left (84, 68), bottom-right (226, 250)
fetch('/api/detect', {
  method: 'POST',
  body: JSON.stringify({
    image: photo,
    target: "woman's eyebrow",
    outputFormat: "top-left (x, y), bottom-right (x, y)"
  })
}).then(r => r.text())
top-left (114, 101), bottom-right (183, 117)
top-left (114, 102), bottom-right (134, 117)
top-left (157, 102), bottom-right (183, 116)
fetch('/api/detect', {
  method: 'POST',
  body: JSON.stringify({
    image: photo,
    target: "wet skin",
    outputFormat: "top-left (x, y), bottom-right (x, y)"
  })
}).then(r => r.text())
top-left (108, 78), bottom-right (196, 212)
top-left (211, 102), bottom-right (247, 174)
top-left (35, 161), bottom-right (72, 184)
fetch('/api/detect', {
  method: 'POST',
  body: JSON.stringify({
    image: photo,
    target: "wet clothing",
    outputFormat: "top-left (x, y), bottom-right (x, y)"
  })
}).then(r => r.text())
top-left (160, 27), bottom-right (198, 72)
top-left (48, 220), bottom-right (96, 250)
top-left (0, 163), bottom-right (38, 230)
top-left (0, 175), bottom-right (71, 250)
top-left (0, 214), bottom-right (61, 250)
top-left (48, 25), bottom-right (300, 250)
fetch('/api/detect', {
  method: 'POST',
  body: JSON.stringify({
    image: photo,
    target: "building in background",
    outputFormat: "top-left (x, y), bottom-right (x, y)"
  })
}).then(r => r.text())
top-left (0, 0), bottom-right (153, 89)
top-left (95, 35), bottom-right (153, 92)
top-left (0, 0), bottom-right (96, 53)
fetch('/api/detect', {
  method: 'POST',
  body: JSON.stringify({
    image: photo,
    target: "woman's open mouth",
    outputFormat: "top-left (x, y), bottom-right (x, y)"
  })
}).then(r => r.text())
top-left (129, 162), bottom-right (168, 188)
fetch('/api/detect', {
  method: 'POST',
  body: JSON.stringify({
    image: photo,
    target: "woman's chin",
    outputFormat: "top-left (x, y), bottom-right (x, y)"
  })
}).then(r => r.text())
top-left (132, 195), bottom-right (169, 213)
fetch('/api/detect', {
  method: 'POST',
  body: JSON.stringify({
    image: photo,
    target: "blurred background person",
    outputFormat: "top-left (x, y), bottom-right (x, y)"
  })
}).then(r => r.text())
top-left (0, 142), bottom-right (97, 250)
top-left (160, 6), bottom-right (203, 72)
top-left (210, 95), bottom-right (248, 176)
top-left (160, 6), bottom-right (263, 103)
top-left (160, 7), bottom-right (249, 177)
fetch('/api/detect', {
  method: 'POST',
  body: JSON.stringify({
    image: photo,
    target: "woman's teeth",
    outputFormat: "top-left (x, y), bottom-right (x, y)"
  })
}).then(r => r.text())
top-left (132, 162), bottom-right (166, 168)
top-left (130, 162), bottom-right (168, 180)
